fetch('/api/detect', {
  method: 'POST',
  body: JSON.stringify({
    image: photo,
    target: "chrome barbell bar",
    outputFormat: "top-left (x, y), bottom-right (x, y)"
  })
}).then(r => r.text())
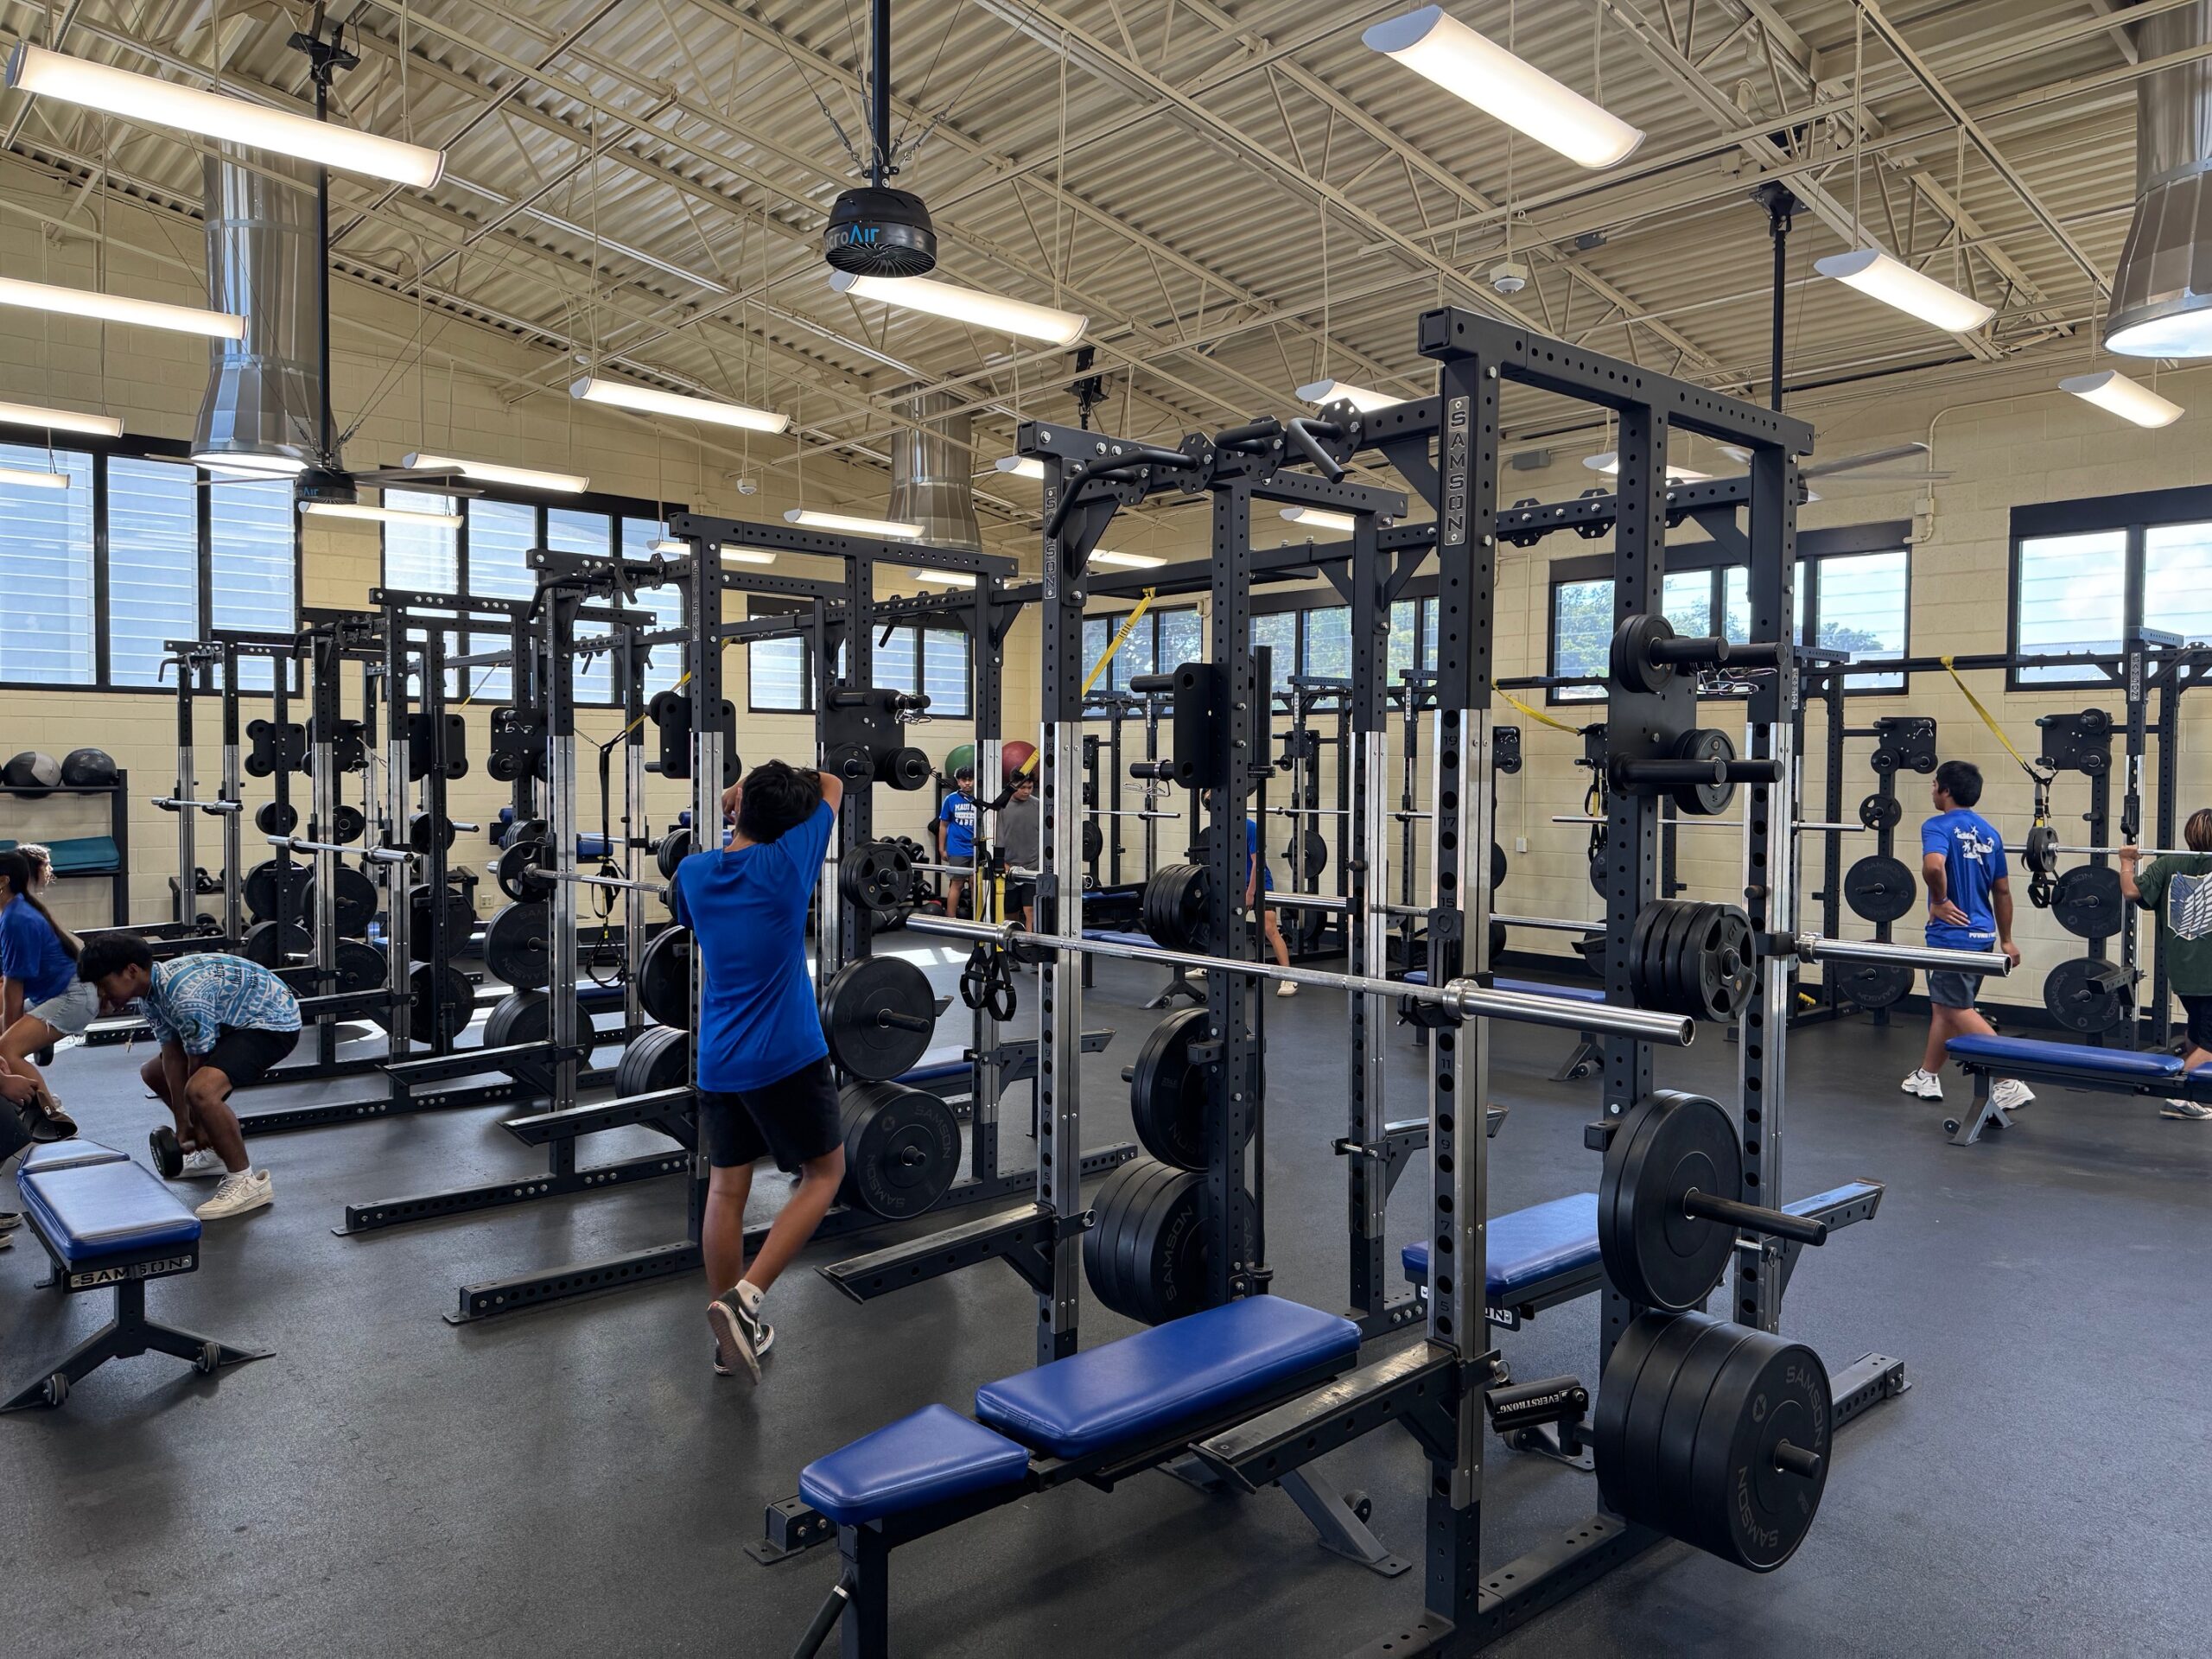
top-left (266, 833), bottom-right (411, 866)
top-left (154, 795), bottom-right (244, 814)
top-left (1549, 814), bottom-right (1866, 833)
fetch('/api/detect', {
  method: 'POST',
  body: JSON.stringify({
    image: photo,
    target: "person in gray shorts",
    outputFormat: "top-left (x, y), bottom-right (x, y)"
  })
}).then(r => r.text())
top-left (0, 847), bottom-right (84, 1141)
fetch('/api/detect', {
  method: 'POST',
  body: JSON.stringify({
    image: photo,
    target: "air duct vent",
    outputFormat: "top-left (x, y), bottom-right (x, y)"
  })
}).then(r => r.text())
top-left (191, 152), bottom-right (321, 470)
top-left (2107, 2), bottom-right (2212, 357)
top-left (887, 391), bottom-right (979, 551)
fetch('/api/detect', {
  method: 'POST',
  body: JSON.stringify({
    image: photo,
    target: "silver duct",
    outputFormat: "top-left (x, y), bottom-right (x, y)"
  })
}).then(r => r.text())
top-left (2107, 1), bottom-right (2212, 356)
top-left (192, 152), bottom-right (323, 467)
top-left (887, 390), bottom-right (981, 550)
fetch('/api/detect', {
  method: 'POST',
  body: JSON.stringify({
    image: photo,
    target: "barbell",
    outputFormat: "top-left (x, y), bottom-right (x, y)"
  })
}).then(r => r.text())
top-left (1550, 814), bottom-right (1866, 834)
top-left (152, 795), bottom-right (245, 814)
top-left (266, 832), bottom-right (413, 866)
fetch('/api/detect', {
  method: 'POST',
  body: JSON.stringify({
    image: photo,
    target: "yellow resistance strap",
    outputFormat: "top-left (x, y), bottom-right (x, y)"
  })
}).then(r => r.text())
top-left (1005, 589), bottom-right (1159, 785)
top-left (1936, 655), bottom-right (2046, 783)
top-left (1499, 688), bottom-right (1582, 736)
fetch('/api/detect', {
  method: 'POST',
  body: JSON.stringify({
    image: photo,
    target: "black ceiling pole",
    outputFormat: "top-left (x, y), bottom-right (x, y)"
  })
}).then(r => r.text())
top-left (870, 0), bottom-right (892, 188)
top-left (1752, 181), bottom-right (1799, 412)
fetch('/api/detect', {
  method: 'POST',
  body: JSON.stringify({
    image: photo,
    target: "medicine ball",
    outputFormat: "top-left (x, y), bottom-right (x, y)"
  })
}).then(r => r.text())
top-left (3, 751), bottom-right (60, 795)
top-left (59, 747), bottom-right (118, 788)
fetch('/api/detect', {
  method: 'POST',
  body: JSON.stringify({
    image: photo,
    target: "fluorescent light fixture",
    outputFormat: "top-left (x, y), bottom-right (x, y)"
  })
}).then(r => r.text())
top-left (0, 275), bottom-right (242, 339)
top-left (1813, 247), bottom-right (1993, 334)
top-left (404, 453), bottom-right (589, 494)
top-left (7, 43), bottom-right (447, 188)
top-left (0, 466), bottom-right (69, 489)
top-left (302, 500), bottom-right (465, 529)
top-left (652, 537), bottom-right (777, 566)
top-left (2058, 369), bottom-right (2183, 429)
top-left (1296, 378), bottom-right (1399, 413)
top-left (1583, 452), bottom-right (1712, 483)
top-left (1281, 505), bottom-right (1357, 534)
top-left (569, 376), bottom-right (787, 434)
top-left (1091, 550), bottom-right (1165, 569)
top-left (194, 449), bottom-right (304, 477)
top-left (994, 456), bottom-right (1047, 480)
top-left (912, 569), bottom-right (977, 587)
top-left (1363, 7), bottom-right (1643, 169)
top-left (830, 270), bottom-right (1088, 346)
top-left (0, 398), bottom-right (120, 438)
top-left (785, 507), bottom-right (924, 537)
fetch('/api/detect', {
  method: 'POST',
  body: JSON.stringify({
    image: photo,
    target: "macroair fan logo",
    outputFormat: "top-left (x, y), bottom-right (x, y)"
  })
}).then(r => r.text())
top-left (2171, 872), bottom-right (2212, 941)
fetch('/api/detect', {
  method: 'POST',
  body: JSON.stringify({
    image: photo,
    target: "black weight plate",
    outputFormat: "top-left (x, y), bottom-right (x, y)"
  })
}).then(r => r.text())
top-left (1652, 1316), bottom-right (1764, 1559)
top-left (615, 1024), bottom-right (690, 1097)
top-left (1128, 1007), bottom-right (1226, 1172)
top-left (1693, 1326), bottom-right (1830, 1570)
top-left (334, 938), bottom-right (389, 999)
top-left (1589, 844), bottom-right (1608, 896)
top-left (1842, 855), bottom-right (1916, 925)
top-left (1834, 960), bottom-right (1911, 1010)
top-left (1083, 820), bottom-right (1105, 863)
top-left (254, 800), bottom-right (296, 837)
top-left (1670, 728), bottom-right (1736, 817)
top-left (484, 901), bottom-right (552, 991)
top-left (330, 803), bottom-right (366, 845)
top-left (1856, 792), bottom-right (1902, 833)
top-left (243, 858), bottom-right (311, 924)
top-left (1867, 746), bottom-right (1898, 775)
top-left (820, 956), bottom-right (937, 1081)
top-left (503, 817), bottom-right (550, 850)
top-left (1629, 899), bottom-right (1696, 1017)
top-left (405, 963), bottom-right (474, 1048)
top-left (2044, 957), bottom-right (2127, 1034)
top-left (1489, 918), bottom-right (1507, 963)
top-left (495, 840), bottom-right (554, 903)
top-left (1684, 903), bottom-right (1758, 1022)
top-left (1304, 830), bottom-right (1328, 878)
top-left (1491, 842), bottom-right (1507, 891)
top-left (239, 918), bottom-right (308, 968)
top-left (838, 1080), bottom-right (959, 1218)
top-left (638, 927), bottom-right (696, 1029)
top-left (657, 827), bottom-right (693, 880)
top-left (480, 988), bottom-right (590, 1090)
top-left (1592, 1306), bottom-right (1685, 1537)
top-left (2051, 863), bottom-right (2125, 939)
top-left (409, 810), bottom-right (458, 854)
top-left (303, 865), bottom-right (378, 938)
top-left (2023, 823), bottom-right (2059, 879)
top-left (1083, 1157), bottom-right (1180, 1325)
top-left (1599, 1090), bottom-right (1740, 1313)
top-left (1141, 863), bottom-right (1213, 953)
top-left (407, 885), bottom-right (475, 962)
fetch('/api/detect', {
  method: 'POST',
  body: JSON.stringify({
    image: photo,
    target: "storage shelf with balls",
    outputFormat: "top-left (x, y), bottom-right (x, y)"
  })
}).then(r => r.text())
top-left (2, 748), bottom-right (132, 928)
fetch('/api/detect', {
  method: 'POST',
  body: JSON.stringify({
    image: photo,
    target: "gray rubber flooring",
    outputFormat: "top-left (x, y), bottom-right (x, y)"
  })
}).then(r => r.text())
top-left (3, 966), bottom-right (2209, 1657)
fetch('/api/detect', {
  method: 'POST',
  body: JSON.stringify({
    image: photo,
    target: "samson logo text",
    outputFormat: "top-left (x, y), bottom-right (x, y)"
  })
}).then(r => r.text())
top-left (68, 1254), bottom-right (194, 1289)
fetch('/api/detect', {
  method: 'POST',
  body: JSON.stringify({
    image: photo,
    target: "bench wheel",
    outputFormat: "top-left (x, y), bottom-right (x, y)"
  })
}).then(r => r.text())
top-left (195, 1341), bottom-right (222, 1376)
top-left (1345, 1490), bottom-right (1373, 1524)
top-left (42, 1372), bottom-right (67, 1408)
top-left (1942, 1118), bottom-right (1960, 1135)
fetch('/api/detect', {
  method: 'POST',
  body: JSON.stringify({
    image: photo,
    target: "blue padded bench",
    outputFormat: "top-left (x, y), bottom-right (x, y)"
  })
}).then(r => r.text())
top-left (1402, 1180), bottom-right (1884, 1327)
top-left (790, 1298), bottom-right (1362, 1650)
top-left (5, 1141), bottom-right (269, 1410)
top-left (1943, 1032), bottom-right (2209, 1146)
top-left (1083, 929), bottom-right (1204, 1010)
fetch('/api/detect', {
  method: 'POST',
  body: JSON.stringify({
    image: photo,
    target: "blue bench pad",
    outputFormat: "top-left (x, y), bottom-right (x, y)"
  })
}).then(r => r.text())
top-left (975, 1297), bottom-right (1360, 1459)
top-left (1402, 970), bottom-right (1605, 1006)
top-left (1084, 930), bottom-right (1155, 948)
top-left (798, 1404), bottom-right (1030, 1526)
top-left (1948, 1033), bottom-right (2182, 1080)
top-left (18, 1159), bottom-right (200, 1264)
top-left (17, 1139), bottom-right (130, 1174)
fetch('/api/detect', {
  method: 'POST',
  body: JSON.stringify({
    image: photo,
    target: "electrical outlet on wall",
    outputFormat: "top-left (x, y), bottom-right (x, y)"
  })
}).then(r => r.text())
top-left (1516, 837), bottom-right (1527, 853)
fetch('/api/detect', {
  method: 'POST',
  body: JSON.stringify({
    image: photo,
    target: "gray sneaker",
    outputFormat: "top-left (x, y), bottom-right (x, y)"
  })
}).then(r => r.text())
top-left (195, 1169), bottom-right (273, 1220)
top-left (708, 1293), bottom-right (772, 1381)
top-left (2160, 1098), bottom-right (2212, 1121)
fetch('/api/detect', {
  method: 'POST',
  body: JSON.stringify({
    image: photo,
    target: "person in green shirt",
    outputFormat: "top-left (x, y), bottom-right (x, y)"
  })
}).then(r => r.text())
top-left (2120, 808), bottom-right (2212, 1122)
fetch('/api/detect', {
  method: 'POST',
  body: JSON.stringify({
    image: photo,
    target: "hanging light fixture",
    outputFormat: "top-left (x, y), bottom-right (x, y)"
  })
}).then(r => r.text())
top-left (403, 454), bottom-right (589, 494)
top-left (5, 43), bottom-right (447, 188)
top-left (830, 271), bottom-right (1087, 346)
top-left (1281, 505), bottom-right (1356, 533)
top-left (786, 507), bottom-right (924, 537)
top-left (0, 275), bottom-right (242, 339)
top-left (570, 376), bottom-right (787, 434)
top-left (194, 451), bottom-right (305, 478)
top-left (0, 465), bottom-right (70, 489)
top-left (911, 568), bottom-right (976, 587)
top-left (1812, 248), bottom-right (1993, 334)
top-left (1295, 378), bottom-right (1400, 413)
top-left (1091, 550), bottom-right (1166, 569)
top-left (1362, 7), bottom-right (1643, 169)
top-left (2058, 369), bottom-right (2184, 429)
top-left (302, 499), bottom-right (464, 529)
top-left (1583, 452), bottom-right (1712, 484)
top-left (652, 537), bottom-right (776, 565)
top-left (0, 399), bottom-right (122, 438)
top-left (993, 456), bottom-right (1046, 480)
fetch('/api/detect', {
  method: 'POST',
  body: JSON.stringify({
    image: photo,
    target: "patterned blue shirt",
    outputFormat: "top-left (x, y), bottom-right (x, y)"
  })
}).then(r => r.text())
top-left (143, 954), bottom-right (302, 1053)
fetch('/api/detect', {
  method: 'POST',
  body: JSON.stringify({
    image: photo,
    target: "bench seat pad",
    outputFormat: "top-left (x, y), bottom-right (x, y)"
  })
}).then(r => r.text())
top-left (1402, 970), bottom-right (1605, 1006)
top-left (1401, 1192), bottom-right (1601, 1300)
top-left (1948, 1033), bottom-right (2181, 1079)
top-left (975, 1297), bottom-right (1359, 1459)
top-left (18, 1159), bottom-right (200, 1263)
top-left (1084, 930), bottom-right (1155, 949)
top-left (16, 1139), bottom-right (130, 1174)
top-left (798, 1404), bottom-right (1030, 1526)
top-left (901, 1058), bottom-right (969, 1084)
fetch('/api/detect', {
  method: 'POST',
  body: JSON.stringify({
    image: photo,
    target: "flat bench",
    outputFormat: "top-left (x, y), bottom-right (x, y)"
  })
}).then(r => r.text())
top-left (790, 1297), bottom-right (1362, 1655)
top-left (1082, 928), bottom-right (1203, 1010)
top-left (1403, 970), bottom-right (1605, 1080)
top-left (1943, 1033), bottom-right (2212, 1145)
top-left (1400, 1180), bottom-right (1883, 1329)
top-left (4, 1140), bottom-right (268, 1410)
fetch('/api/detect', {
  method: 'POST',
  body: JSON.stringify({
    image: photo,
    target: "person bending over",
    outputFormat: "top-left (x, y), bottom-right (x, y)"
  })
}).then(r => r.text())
top-left (674, 759), bottom-right (847, 1382)
top-left (1246, 816), bottom-right (1295, 995)
top-left (1902, 760), bottom-right (2031, 1113)
top-left (934, 765), bottom-right (979, 918)
top-left (0, 848), bottom-right (84, 1140)
top-left (76, 936), bottom-right (300, 1220)
top-left (2120, 810), bottom-right (2212, 1121)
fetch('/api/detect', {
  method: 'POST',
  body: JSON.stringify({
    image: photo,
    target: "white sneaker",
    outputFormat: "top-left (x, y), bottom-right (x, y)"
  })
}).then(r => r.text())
top-left (1276, 980), bottom-right (1298, 998)
top-left (195, 1169), bottom-right (272, 1220)
top-left (2160, 1098), bottom-right (2212, 1121)
top-left (179, 1148), bottom-right (227, 1179)
top-left (1899, 1069), bottom-right (1942, 1101)
top-left (1989, 1078), bottom-right (2035, 1113)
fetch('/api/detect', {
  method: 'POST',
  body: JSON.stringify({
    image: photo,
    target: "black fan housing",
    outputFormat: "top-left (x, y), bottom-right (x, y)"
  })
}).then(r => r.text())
top-left (823, 186), bottom-right (938, 277)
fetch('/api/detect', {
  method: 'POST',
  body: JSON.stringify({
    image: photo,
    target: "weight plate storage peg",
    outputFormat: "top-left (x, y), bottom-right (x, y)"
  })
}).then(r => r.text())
top-left (1856, 792), bottom-right (1903, 833)
top-left (615, 1025), bottom-right (690, 1097)
top-left (1127, 1007), bottom-right (1251, 1171)
top-left (1593, 1309), bottom-right (1831, 1572)
top-left (2051, 864), bottom-right (2124, 939)
top-left (483, 902), bottom-right (552, 991)
top-left (480, 989), bottom-right (589, 1091)
top-left (837, 1080), bottom-right (960, 1219)
top-left (874, 747), bottom-right (933, 792)
top-left (637, 928), bottom-right (696, 1029)
top-left (2043, 957), bottom-right (2128, 1034)
top-left (1841, 855), bottom-right (1917, 925)
top-left (409, 810), bottom-right (458, 855)
top-left (819, 957), bottom-right (937, 1081)
top-left (304, 865), bottom-right (378, 938)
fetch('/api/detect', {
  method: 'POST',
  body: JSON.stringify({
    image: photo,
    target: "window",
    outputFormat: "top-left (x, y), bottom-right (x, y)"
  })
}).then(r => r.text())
top-left (2015, 531), bottom-right (2126, 685)
top-left (921, 627), bottom-right (970, 718)
top-left (208, 476), bottom-right (295, 691)
top-left (1808, 550), bottom-right (1908, 690)
top-left (2005, 489), bottom-right (2212, 688)
top-left (1156, 607), bottom-right (1202, 670)
top-left (0, 443), bottom-right (95, 685)
top-left (1550, 577), bottom-right (1612, 702)
top-left (620, 517), bottom-right (684, 698)
top-left (1303, 607), bottom-right (1351, 679)
top-left (108, 457), bottom-right (199, 688)
top-left (1251, 612), bottom-right (1296, 696)
top-left (750, 635), bottom-right (811, 712)
top-left (1083, 606), bottom-right (1199, 713)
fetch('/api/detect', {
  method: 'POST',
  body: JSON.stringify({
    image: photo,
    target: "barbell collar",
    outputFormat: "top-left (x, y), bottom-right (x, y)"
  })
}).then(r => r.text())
top-left (1681, 1188), bottom-right (1828, 1247)
top-left (153, 796), bottom-right (244, 814)
top-left (1795, 934), bottom-right (2013, 976)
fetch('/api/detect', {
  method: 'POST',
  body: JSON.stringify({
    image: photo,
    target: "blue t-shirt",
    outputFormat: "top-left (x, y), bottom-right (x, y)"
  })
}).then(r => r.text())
top-left (1921, 808), bottom-right (2007, 950)
top-left (671, 800), bottom-right (838, 1091)
top-left (938, 789), bottom-right (978, 858)
top-left (0, 894), bottom-right (75, 1005)
top-left (1244, 818), bottom-right (1274, 892)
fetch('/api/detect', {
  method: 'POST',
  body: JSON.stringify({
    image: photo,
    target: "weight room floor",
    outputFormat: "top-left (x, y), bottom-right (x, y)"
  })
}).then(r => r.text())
top-left (3, 971), bottom-right (2209, 1658)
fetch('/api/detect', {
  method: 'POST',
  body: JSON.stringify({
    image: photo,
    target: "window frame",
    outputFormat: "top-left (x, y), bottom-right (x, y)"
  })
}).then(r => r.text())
top-left (1080, 603), bottom-right (1204, 714)
top-left (741, 602), bottom-right (972, 719)
top-left (0, 428), bottom-right (305, 696)
top-left (2006, 485), bottom-right (2212, 690)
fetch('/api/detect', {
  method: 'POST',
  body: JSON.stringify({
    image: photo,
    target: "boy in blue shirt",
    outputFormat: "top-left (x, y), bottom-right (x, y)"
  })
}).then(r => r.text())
top-left (671, 758), bottom-right (844, 1382)
top-left (1904, 760), bottom-right (2032, 1112)
top-left (935, 764), bottom-right (978, 918)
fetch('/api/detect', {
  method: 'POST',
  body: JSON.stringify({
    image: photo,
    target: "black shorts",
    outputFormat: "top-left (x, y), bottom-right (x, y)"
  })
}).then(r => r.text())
top-left (2182, 995), bottom-right (2212, 1052)
top-left (699, 1056), bottom-right (842, 1173)
top-left (1006, 878), bottom-right (1037, 912)
top-left (200, 1025), bottom-right (300, 1090)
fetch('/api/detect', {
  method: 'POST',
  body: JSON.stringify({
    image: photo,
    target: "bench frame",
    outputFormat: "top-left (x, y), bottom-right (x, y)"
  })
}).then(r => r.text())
top-left (1946, 1047), bottom-right (2212, 1145)
top-left (3, 1223), bottom-right (268, 1411)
